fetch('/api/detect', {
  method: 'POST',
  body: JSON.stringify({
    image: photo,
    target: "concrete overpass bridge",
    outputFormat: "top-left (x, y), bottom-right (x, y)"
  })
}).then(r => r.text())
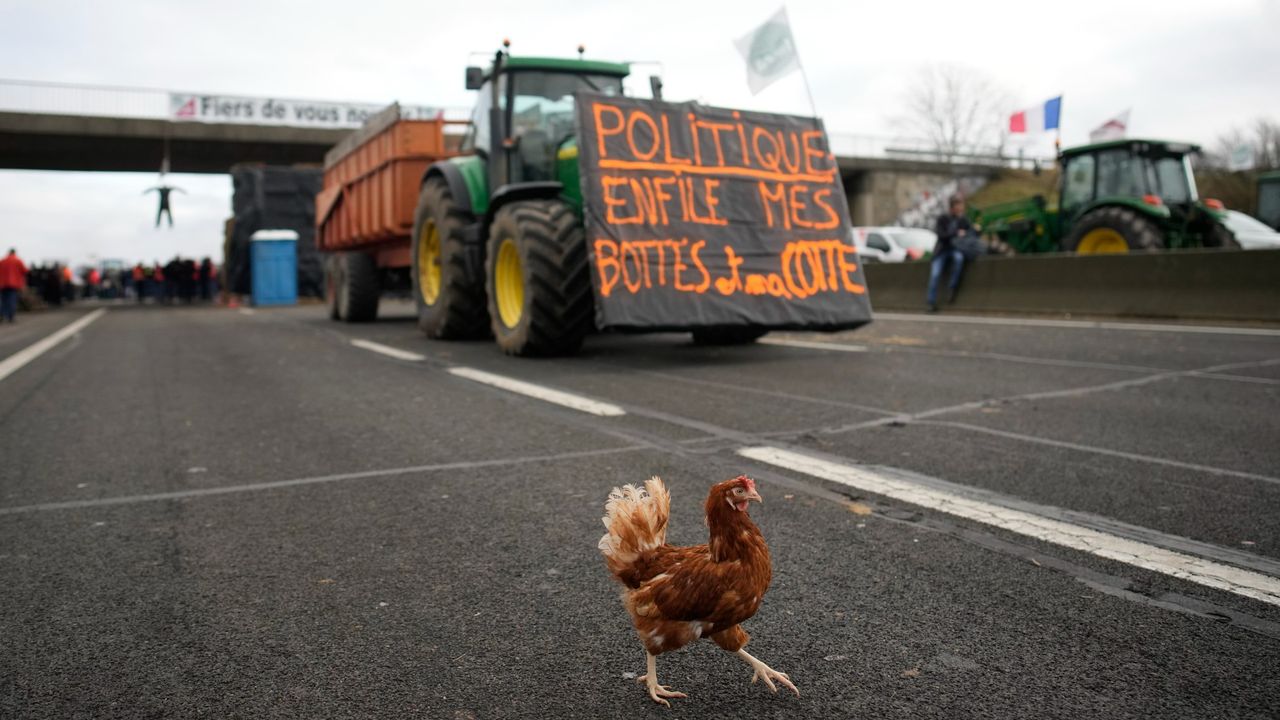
top-left (0, 79), bottom-right (1015, 225)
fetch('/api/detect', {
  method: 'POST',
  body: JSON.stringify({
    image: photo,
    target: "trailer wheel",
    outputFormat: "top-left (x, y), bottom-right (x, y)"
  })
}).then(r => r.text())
top-left (485, 199), bottom-right (593, 356)
top-left (412, 178), bottom-right (487, 338)
top-left (691, 327), bottom-right (769, 345)
top-left (325, 255), bottom-right (342, 320)
top-left (337, 252), bottom-right (379, 322)
top-left (1064, 207), bottom-right (1164, 254)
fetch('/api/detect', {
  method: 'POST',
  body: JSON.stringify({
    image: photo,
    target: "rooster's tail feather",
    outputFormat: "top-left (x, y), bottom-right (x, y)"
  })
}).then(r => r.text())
top-left (598, 476), bottom-right (669, 578)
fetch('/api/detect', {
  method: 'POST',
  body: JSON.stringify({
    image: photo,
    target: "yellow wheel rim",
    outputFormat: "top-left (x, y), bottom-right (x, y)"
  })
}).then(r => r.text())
top-left (495, 238), bottom-right (524, 329)
top-left (417, 219), bottom-right (441, 305)
top-left (1077, 228), bottom-right (1129, 254)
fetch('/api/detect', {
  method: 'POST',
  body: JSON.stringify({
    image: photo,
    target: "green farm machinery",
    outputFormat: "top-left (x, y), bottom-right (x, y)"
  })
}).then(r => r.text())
top-left (973, 139), bottom-right (1239, 254)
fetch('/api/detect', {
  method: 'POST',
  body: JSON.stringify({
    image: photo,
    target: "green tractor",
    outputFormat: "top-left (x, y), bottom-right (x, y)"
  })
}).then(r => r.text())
top-left (409, 45), bottom-right (633, 356)
top-left (973, 139), bottom-right (1239, 254)
top-left (1258, 170), bottom-right (1280, 231)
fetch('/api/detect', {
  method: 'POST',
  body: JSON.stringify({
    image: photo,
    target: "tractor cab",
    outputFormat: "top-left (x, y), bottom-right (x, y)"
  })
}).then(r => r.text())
top-left (463, 46), bottom-right (629, 198)
top-left (1056, 139), bottom-right (1234, 253)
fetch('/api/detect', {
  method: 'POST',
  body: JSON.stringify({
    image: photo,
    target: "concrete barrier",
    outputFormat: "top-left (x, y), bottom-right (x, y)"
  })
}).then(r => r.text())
top-left (863, 248), bottom-right (1280, 323)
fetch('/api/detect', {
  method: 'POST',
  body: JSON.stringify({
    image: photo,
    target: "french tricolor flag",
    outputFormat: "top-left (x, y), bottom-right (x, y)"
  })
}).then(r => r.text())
top-left (1009, 96), bottom-right (1062, 133)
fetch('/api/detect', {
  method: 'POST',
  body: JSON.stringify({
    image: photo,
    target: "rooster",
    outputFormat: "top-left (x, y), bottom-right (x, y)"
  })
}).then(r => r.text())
top-left (598, 475), bottom-right (798, 706)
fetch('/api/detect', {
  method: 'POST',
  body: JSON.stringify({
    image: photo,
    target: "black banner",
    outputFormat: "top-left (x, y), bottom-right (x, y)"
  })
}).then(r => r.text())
top-left (575, 93), bottom-right (872, 330)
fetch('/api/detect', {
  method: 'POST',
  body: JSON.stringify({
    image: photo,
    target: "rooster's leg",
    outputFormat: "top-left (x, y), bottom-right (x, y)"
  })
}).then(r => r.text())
top-left (636, 652), bottom-right (687, 707)
top-left (736, 649), bottom-right (800, 697)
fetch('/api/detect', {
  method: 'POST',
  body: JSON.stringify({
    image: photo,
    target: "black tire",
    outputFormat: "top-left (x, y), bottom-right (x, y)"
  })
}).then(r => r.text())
top-left (1203, 222), bottom-right (1241, 250)
top-left (691, 327), bottom-right (769, 346)
top-left (411, 178), bottom-right (487, 338)
top-left (337, 252), bottom-right (379, 322)
top-left (485, 200), bottom-right (593, 357)
top-left (1063, 207), bottom-right (1164, 253)
top-left (325, 255), bottom-right (342, 320)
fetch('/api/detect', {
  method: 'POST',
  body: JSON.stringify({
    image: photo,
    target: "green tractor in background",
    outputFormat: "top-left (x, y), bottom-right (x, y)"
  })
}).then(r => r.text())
top-left (409, 45), bottom-right (631, 356)
top-left (1258, 170), bottom-right (1280, 231)
top-left (973, 139), bottom-right (1239, 254)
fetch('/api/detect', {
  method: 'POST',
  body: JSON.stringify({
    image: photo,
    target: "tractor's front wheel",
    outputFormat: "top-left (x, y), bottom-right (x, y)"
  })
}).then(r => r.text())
top-left (485, 200), bottom-right (593, 356)
top-left (1064, 207), bottom-right (1164, 254)
top-left (411, 178), bottom-right (487, 338)
top-left (1203, 222), bottom-right (1241, 250)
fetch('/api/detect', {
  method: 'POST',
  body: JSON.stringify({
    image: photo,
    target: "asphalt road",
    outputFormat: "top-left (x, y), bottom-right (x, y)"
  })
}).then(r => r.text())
top-left (2, 300), bottom-right (1279, 719)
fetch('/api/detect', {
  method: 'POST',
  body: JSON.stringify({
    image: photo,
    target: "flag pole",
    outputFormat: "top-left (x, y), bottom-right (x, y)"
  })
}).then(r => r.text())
top-left (783, 6), bottom-right (821, 122)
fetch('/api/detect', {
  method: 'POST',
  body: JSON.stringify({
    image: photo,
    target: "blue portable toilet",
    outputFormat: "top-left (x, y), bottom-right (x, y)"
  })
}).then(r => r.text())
top-left (250, 229), bottom-right (298, 306)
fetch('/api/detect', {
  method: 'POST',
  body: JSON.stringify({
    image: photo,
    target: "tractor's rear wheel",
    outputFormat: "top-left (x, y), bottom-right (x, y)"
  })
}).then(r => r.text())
top-left (334, 252), bottom-right (379, 322)
top-left (1064, 207), bottom-right (1164, 254)
top-left (691, 327), bottom-right (769, 345)
top-left (411, 178), bottom-right (487, 338)
top-left (485, 199), bottom-right (593, 356)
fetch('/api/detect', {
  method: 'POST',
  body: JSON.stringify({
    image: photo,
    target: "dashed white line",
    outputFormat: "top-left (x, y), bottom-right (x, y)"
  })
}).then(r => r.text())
top-left (874, 312), bottom-right (1280, 337)
top-left (738, 445), bottom-right (1280, 608)
top-left (0, 309), bottom-right (107, 384)
top-left (448, 366), bottom-right (626, 417)
top-left (350, 339), bottom-right (426, 362)
top-left (238, 308), bottom-right (257, 316)
top-left (760, 337), bottom-right (868, 353)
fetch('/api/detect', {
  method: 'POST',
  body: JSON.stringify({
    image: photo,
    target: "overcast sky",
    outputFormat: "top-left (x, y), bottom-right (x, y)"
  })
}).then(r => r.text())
top-left (2, 0), bottom-right (1277, 266)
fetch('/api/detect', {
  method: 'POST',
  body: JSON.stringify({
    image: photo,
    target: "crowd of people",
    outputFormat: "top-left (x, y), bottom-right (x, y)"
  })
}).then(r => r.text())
top-left (117, 258), bottom-right (220, 304)
top-left (0, 249), bottom-right (221, 322)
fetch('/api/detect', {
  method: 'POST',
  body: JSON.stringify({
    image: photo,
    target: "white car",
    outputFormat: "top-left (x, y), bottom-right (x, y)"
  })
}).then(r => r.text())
top-left (850, 226), bottom-right (938, 262)
top-left (1221, 210), bottom-right (1280, 250)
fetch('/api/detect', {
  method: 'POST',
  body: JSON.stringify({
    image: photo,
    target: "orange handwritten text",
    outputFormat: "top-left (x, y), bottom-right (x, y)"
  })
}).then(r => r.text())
top-left (594, 237), bottom-right (864, 300)
top-left (593, 238), bottom-right (712, 297)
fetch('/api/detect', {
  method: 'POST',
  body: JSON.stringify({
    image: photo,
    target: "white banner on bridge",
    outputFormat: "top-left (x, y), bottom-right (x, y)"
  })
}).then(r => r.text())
top-left (168, 93), bottom-right (441, 128)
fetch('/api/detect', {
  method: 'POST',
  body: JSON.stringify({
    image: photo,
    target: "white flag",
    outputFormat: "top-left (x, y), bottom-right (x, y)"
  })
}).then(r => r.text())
top-left (734, 7), bottom-right (801, 95)
top-left (1088, 110), bottom-right (1130, 142)
top-left (1228, 143), bottom-right (1256, 172)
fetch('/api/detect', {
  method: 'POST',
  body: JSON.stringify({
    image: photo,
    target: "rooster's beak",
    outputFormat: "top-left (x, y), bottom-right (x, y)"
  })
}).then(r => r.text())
top-left (745, 488), bottom-right (762, 504)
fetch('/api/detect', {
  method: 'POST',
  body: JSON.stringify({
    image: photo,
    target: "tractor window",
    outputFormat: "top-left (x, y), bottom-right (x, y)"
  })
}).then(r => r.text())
top-left (1147, 156), bottom-right (1193, 204)
top-left (509, 71), bottom-right (624, 182)
top-left (461, 74), bottom-right (506, 154)
top-left (510, 71), bottom-right (624, 143)
top-left (1062, 154), bottom-right (1096, 212)
top-left (1096, 149), bottom-right (1144, 198)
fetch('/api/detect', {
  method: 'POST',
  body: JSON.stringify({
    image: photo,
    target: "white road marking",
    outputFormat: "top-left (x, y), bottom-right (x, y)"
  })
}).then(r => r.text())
top-left (448, 366), bottom-right (626, 417)
top-left (0, 309), bottom-right (106, 384)
top-left (738, 445), bottom-right (1280, 607)
top-left (759, 337), bottom-right (868, 353)
top-left (873, 312), bottom-right (1280, 337)
top-left (238, 308), bottom-right (256, 316)
top-left (0, 446), bottom-right (648, 515)
top-left (350, 339), bottom-right (426, 362)
top-left (920, 420), bottom-right (1280, 487)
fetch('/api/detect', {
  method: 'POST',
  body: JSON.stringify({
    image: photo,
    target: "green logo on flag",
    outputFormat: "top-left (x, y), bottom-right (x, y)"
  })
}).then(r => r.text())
top-left (748, 22), bottom-right (796, 77)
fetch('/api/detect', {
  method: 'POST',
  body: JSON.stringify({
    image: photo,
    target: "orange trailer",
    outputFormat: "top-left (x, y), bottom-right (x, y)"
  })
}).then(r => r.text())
top-left (315, 104), bottom-right (467, 320)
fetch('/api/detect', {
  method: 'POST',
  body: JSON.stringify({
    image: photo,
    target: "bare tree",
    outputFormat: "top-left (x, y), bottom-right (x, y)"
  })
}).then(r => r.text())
top-left (1203, 117), bottom-right (1280, 170)
top-left (900, 64), bottom-right (1013, 161)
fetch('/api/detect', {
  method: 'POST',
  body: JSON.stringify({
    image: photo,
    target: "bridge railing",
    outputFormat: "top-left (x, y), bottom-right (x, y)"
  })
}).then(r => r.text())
top-left (0, 78), bottom-right (1052, 166)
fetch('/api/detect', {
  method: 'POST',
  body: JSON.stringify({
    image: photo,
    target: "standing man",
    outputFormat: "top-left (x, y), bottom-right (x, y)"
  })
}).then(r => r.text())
top-left (927, 194), bottom-right (974, 312)
top-left (0, 248), bottom-right (28, 323)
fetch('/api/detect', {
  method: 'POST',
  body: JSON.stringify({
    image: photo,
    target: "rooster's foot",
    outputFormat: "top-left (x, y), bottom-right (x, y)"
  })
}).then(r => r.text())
top-left (738, 649), bottom-right (800, 697)
top-left (638, 653), bottom-right (687, 707)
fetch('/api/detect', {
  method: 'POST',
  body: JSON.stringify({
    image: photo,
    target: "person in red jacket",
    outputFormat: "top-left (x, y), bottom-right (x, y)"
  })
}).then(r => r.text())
top-left (0, 248), bottom-right (28, 322)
